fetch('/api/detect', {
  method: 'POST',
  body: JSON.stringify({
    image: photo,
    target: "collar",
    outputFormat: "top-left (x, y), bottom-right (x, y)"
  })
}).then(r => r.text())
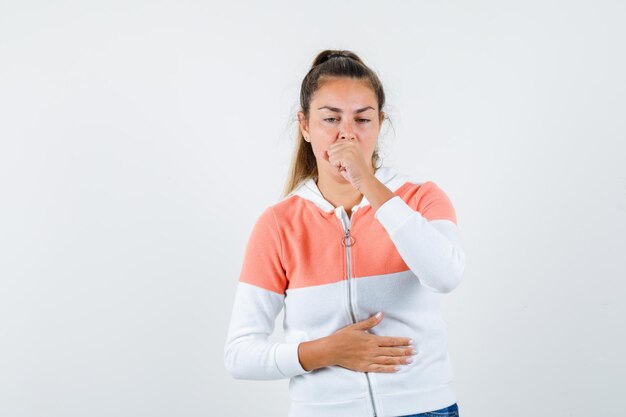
top-left (289, 165), bottom-right (410, 214)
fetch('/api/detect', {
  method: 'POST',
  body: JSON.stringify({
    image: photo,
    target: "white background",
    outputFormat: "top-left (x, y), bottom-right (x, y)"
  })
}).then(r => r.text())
top-left (1, 1), bottom-right (625, 416)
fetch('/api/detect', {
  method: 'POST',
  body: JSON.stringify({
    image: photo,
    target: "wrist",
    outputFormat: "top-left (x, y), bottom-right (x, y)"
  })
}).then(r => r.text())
top-left (358, 172), bottom-right (379, 194)
top-left (319, 335), bottom-right (338, 367)
top-left (298, 336), bottom-right (336, 371)
top-left (360, 174), bottom-right (395, 213)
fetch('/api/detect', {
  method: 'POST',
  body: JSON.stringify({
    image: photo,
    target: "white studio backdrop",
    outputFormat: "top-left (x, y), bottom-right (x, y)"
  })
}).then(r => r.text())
top-left (1, 1), bottom-right (624, 416)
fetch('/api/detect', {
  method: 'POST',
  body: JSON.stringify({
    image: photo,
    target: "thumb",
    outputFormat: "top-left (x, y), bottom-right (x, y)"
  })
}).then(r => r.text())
top-left (355, 312), bottom-right (383, 330)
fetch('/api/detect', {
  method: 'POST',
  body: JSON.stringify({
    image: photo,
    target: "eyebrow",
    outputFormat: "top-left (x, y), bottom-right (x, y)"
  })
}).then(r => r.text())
top-left (317, 105), bottom-right (375, 114)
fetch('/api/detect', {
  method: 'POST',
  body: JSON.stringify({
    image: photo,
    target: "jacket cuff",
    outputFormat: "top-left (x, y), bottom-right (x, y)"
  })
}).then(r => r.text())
top-left (374, 196), bottom-right (417, 235)
top-left (275, 342), bottom-right (312, 377)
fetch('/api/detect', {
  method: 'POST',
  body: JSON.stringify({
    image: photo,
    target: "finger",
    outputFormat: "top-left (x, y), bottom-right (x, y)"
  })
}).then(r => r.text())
top-left (376, 337), bottom-right (413, 347)
top-left (367, 363), bottom-right (402, 373)
top-left (353, 312), bottom-right (383, 330)
top-left (371, 355), bottom-right (413, 366)
top-left (332, 159), bottom-right (344, 169)
top-left (377, 347), bottom-right (418, 357)
top-left (328, 140), bottom-right (355, 153)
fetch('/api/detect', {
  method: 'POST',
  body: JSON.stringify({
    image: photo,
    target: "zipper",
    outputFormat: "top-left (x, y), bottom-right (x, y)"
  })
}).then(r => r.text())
top-left (338, 205), bottom-right (379, 417)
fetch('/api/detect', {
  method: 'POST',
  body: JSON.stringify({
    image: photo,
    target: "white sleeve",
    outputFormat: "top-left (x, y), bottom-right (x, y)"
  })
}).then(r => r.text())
top-left (223, 282), bottom-right (312, 380)
top-left (374, 186), bottom-right (466, 294)
top-left (223, 207), bottom-right (313, 380)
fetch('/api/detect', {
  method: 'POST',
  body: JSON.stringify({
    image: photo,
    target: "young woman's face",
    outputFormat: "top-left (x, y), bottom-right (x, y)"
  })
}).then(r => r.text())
top-left (298, 77), bottom-right (384, 181)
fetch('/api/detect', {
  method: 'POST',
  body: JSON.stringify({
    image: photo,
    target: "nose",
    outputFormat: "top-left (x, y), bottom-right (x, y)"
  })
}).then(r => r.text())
top-left (338, 120), bottom-right (355, 140)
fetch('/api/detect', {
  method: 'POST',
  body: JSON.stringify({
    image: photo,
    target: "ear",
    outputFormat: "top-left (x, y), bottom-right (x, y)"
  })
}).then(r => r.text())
top-left (297, 111), bottom-right (309, 138)
top-left (376, 111), bottom-right (385, 135)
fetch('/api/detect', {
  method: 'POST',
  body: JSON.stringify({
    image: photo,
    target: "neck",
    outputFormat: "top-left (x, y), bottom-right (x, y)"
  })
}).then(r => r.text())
top-left (316, 166), bottom-right (375, 210)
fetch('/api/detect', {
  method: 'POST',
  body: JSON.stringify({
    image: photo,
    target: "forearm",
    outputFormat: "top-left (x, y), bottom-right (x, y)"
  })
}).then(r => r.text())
top-left (224, 282), bottom-right (313, 380)
top-left (359, 173), bottom-right (395, 212)
top-left (298, 335), bottom-right (337, 371)
top-left (362, 176), bottom-right (466, 294)
top-left (374, 197), bottom-right (466, 293)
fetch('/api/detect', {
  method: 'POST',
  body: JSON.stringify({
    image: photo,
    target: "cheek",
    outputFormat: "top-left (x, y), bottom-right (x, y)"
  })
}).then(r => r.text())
top-left (315, 123), bottom-right (335, 136)
top-left (311, 141), bottom-right (331, 159)
top-left (362, 138), bottom-right (378, 152)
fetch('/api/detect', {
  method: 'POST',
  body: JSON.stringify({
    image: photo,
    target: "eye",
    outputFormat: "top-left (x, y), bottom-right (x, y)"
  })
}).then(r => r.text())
top-left (323, 118), bottom-right (371, 123)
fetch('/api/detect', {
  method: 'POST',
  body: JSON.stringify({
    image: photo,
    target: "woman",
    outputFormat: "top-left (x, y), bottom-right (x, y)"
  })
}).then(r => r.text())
top-left (224, 49), bottom-right (465, 417)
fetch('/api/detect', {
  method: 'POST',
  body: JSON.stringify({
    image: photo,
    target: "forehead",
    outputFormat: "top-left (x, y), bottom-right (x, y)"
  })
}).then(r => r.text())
top-left (311, 77), bottom-right (377, 109)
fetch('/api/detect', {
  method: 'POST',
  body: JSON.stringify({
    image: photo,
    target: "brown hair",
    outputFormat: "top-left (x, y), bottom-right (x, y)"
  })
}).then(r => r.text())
top-left (281, 49), bottom-right (389, 198)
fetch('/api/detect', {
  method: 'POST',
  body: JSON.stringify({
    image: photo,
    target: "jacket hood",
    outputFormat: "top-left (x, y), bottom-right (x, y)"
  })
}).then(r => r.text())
top-left (288, 165), bottom-right (411, 214)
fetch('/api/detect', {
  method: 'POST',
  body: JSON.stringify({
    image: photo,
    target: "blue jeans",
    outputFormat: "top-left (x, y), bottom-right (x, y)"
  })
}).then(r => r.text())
top-left (398, 402), bottom-right (459, 417)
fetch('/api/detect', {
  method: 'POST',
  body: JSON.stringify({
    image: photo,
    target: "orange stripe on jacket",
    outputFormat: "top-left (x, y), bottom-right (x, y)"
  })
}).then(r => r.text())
top-left (239, 180), bottom-right (458, 293)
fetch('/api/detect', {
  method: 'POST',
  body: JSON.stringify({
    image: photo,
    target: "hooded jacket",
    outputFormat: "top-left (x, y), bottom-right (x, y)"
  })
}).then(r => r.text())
top-left (223, 165), bottom-right (466, 417)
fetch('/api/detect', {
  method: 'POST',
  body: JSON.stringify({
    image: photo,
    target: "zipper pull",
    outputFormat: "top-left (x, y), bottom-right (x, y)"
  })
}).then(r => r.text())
top-left (342, 227), bottom-right (354, 247)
